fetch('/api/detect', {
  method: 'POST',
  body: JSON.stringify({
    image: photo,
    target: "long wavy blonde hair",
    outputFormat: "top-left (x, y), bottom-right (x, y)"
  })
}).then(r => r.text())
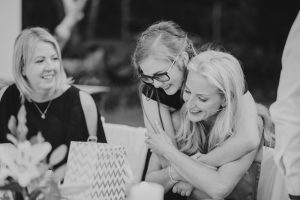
top-left (175, 50), bottom-right (245, 155)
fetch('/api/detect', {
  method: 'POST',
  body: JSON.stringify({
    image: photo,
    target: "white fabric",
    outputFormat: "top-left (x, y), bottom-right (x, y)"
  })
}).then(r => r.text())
top-left (257, 147), bottom-right (289, 200)
top-left (103, 123), bottom-right (147, 183)
top-left (269, 10), bottom-right (300, 196)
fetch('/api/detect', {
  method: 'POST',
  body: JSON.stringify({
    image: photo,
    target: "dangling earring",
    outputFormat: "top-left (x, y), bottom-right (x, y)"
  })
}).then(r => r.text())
top-left (182, 52), bottom-right (189, 67)
top-left (22, 67), bottom-right (26, 76)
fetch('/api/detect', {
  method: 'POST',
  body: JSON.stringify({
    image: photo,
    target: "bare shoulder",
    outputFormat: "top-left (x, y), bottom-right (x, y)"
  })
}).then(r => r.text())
top-left (79, 90), bottom-right (98, 136)
top-left (238, 91), bottom-right (257, 116)
top-left (79, 91), bottom-right (97, 109)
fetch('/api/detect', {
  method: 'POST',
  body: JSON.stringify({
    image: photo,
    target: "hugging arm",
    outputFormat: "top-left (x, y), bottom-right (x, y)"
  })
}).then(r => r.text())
top-left (142, 94), bottom-right (177, 146)
top-left (145, 152), bottom-right (177, 193)
top-left (171, 147), bottom-right (258, 199)
top-left (146, 123), bottom-right (258, 199)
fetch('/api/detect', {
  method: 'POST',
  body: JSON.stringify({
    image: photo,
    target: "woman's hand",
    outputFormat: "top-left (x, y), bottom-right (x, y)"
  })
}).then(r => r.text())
top-left (172, 181), bottom-right (194, 197)
top-left (62, 0), bottom-right (88, 21)
top-left (145, 121), bottom-right (176, 157)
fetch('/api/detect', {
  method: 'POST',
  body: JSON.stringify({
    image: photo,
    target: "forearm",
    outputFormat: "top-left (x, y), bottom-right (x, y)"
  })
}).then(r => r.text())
top-left (198, 92), bottom-right (260, 167)
top-left (190, 188), bottom-right (212, 200)
top-left (198, 135), bottom-right (255, 167)
top-left (142, 95), bottom-right (176, 145)
top-left (165, 145), bottom-right (258, 199)
top-left (145, 167), bottom-right (176, 193)
top-left (164, 147), bottom-right (227, 198)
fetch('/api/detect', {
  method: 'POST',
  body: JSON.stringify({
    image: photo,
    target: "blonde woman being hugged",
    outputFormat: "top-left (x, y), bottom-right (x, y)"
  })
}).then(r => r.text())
top-left (133, 22), bottom-right (261, 199)
top-left (145, 49), bottom-right (271, 199)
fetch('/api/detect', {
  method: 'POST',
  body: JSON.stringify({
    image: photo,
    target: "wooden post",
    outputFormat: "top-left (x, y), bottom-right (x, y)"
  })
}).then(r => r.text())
top-left (0, 0), bottom-right (21, 84)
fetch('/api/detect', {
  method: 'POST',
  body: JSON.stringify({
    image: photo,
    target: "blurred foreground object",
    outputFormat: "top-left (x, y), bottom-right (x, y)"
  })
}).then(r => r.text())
top-left (128, 182), bottom-right (164, 200)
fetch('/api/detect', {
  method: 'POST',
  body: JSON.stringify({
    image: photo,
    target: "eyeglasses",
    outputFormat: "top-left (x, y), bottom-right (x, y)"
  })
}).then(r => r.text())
top-left (138, 48), bottom-right (183, 84)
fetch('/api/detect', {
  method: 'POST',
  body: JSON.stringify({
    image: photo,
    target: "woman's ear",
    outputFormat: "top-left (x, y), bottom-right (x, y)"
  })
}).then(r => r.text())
top-left (221, 96), bottom-right (226, 108)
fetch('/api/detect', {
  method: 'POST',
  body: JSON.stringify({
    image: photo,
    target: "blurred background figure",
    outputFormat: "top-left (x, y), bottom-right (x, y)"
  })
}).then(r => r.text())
top-left (1, 0), bottom-right (300, 127)
top-left (55, 0), bottom-right (88, 50)
top-left (270, 10), bottom-right (300, 200)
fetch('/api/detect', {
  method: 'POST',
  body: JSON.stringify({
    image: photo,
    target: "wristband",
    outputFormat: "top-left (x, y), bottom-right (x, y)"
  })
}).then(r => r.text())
top-left (168, 166), bottom-right (177, 183)
top-left (289, 195), bottom-right (300, 200)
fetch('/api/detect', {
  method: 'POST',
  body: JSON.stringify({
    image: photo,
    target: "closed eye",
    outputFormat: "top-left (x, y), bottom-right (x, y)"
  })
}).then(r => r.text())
top-left (198, 96), bottom-right (208, 102)
top-left (52, 56), bottom-right (59, 61)
top-left (35, 59), bottom-right (44, 63)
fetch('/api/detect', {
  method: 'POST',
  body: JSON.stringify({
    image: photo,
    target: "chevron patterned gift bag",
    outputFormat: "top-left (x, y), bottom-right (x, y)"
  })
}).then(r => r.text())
top-left (63, 142), bottom-right (127, 200)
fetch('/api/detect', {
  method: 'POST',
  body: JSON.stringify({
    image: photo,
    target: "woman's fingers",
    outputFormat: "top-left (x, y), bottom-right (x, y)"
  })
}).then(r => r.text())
top-left (181, 191), bottom-right (186, 196)
top-left (172, 184), bottom-right (178, 193)
top-left (185, 189), bottom-right (192, 196)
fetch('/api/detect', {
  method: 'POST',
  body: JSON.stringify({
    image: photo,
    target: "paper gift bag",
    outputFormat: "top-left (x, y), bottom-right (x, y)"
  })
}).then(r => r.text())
top-left (63, 142), bottom-right (127, 200)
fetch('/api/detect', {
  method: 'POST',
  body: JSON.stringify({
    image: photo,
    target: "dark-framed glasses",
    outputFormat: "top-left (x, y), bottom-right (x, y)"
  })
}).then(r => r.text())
top-left (138, 49), bottom-right (183, 84)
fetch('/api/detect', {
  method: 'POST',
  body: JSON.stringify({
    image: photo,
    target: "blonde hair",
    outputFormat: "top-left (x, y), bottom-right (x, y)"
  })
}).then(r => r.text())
top-left (12, 27), bottom-right (71, 102)
top-left (176, 50), bottom-right (245, 154)
top-left (132, 21), bottom-right (197, 72)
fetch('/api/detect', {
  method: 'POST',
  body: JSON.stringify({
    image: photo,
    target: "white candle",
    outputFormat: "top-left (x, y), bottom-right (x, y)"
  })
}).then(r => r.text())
top-left (129, 182), bottom-right (164, 200)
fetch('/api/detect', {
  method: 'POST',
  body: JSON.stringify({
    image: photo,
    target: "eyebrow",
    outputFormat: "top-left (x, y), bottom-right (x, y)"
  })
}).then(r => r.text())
top-left (185, 84), bottom-right (210, 98)
top-left (152, 70), bottom-right (167, 76)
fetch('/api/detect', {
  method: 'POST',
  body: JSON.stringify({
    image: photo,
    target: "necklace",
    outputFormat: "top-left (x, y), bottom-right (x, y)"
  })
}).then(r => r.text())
top-left (33, 100), bottom-right (52, 119)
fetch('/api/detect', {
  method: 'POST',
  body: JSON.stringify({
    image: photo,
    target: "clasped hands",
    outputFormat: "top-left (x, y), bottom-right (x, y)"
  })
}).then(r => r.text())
top-left (145, 121), bottom-right (203, 197)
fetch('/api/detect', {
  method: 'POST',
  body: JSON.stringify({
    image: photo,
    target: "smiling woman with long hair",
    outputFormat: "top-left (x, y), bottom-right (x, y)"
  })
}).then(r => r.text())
top-left (0, 27), bottom-right (107, 170)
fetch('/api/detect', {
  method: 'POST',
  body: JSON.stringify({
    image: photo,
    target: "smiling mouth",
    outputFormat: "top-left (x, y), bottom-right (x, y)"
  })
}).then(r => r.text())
top-left (189, 109), bottom-right (202, 114)
top-left (162, 84), bottom-right (171, 91)
top-left (42, 74), bottom-right (55, 80)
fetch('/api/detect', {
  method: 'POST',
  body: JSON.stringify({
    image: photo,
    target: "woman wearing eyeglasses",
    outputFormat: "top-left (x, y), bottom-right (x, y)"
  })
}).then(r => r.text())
top-left (145, 49), bottom-right (275, 199)
top-left (132, 21), bottom-right (261, 199)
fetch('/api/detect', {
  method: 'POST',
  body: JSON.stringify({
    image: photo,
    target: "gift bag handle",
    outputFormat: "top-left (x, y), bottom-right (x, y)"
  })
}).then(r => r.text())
top-left (87, 135), bottom-right (97, 142)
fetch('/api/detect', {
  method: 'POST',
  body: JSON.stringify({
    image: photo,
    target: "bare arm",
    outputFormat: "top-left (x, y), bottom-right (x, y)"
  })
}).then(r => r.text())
top-left (55, 0), bottom-right (88, 50)
top-left (142, 94), bottom-right (176, 145)
top-left (79, 91), bottom-right (97, 137)
top-left (170, 146), bottom-right (257, 199)
top-left (146, 123), bottom-right (258, 199)
top-left (145, 153), bottom-right (176, 193)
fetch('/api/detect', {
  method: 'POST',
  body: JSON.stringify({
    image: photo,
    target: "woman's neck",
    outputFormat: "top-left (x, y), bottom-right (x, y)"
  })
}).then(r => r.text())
top-left (30, 91), bottom-right (56, 102)
top-left (202, 113), bottom-right (218, 134)
top-left (30, 85), bottom-right (68, 102)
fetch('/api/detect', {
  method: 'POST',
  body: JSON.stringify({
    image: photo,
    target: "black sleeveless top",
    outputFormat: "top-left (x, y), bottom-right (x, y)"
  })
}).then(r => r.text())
top-left (141, 83), bottom-right (184, 110)
top-left (0, 84), bottom-right (107, 168)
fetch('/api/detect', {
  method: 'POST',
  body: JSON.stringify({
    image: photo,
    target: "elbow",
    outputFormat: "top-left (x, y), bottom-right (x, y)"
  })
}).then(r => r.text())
top-left (247, 136), bottom-right (260, 150)
top-left (242, 131), bottom-right (261, 152)
top-left (205, 181), bottom-right (233, 200)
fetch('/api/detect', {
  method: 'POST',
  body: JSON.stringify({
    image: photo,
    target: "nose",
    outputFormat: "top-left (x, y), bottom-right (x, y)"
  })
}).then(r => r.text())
top-left (186, 95), bottom-right (196, 109)
top-left (153, 79), bottom-right (163, 88)
top-left (44, 59), bottom-right (55, 70)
